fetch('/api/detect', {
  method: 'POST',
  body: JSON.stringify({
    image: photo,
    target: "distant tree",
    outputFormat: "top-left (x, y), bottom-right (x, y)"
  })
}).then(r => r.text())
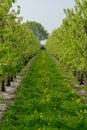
top-left (26, 21), bottom-right (49, 41)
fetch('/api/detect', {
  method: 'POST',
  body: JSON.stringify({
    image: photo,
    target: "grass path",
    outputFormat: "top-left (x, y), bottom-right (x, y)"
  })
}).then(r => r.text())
top-left (0, 51), bottom-right (87, 130)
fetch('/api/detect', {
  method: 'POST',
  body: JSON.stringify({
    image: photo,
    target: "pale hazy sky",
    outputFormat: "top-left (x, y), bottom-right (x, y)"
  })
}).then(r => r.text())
top-left (13, 0), bottom-right (75, 33)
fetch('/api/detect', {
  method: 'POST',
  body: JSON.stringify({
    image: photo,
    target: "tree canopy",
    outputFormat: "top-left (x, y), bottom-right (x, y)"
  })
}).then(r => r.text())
top-left (26, 21), bottom-right (49, 41)
top-left (46, 0), bottom-right (87, 85)
top-left (0, 1), bottom-right (40, 91)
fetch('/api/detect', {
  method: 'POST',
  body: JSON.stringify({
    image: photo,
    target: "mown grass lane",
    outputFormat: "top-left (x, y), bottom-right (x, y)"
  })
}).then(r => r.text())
top-left (0, 51), bottom-right (87, 130)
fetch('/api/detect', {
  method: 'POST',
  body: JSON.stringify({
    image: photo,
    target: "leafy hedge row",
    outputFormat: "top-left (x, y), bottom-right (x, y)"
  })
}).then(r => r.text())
top-left (0, 0), bottom-right (40, 91)
top-left (46, 0), bottom-right (87, 85)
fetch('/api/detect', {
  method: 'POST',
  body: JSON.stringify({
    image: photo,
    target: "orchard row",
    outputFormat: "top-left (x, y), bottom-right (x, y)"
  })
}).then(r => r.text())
top-left (0, 0), bottom-right (40, 91)
top-left (46, 0), bottom-right (87, 85)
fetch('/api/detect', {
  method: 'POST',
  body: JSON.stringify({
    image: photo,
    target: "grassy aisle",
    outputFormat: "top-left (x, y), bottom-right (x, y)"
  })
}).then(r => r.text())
top-left (0, 51), bottom-right (87, 130)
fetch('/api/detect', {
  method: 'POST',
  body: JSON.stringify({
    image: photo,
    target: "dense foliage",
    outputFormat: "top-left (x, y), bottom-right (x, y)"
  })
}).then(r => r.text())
top-left (0, 0), bottom-right (40, 91)
top-left (26, 21), bottom-right (49, 41)
top-left (46, 0), bottom-right (87, 85)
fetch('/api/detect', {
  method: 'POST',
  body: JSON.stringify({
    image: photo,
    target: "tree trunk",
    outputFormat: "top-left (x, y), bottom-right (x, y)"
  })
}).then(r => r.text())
top-left (80, 72), bottom-right (84, 85)
top-left (10, 75), bottom-right (13, 82)
top-left (1, 80), bottom-right (5, 92)
top-left (73, 69), bottom-right (76, 76)
top-left (6, 76), bottom-right (11, 86)
top-left (14, 75), bottom-right (16, 78)
top-left (77, 71), bottom-right (81, 82)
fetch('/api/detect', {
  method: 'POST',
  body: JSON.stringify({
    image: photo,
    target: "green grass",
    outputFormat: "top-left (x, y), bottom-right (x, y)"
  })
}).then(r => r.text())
top-left (0, 50), bottom-right (87, 130)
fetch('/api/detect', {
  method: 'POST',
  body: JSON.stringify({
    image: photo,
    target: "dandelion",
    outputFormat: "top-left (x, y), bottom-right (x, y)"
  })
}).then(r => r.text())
top-left (84, 109), bottom-right (87, 114)
top-left (48, 122), bottom-right (50, 126)
top-left (75, 111), bottom-right (80, 117)
top-left (46, 97), bottom-right (50, 102)
top-left (34, 110), bottom-right (37, 114)
top-left (71, 90), bottom-right (74, 93)
top-left (76, 98), bottom-right (81, 103)
top-left (80, 116), bottom-right (83, 120)
top-left (38, 128), bottom-right (41, 130)
top-left (75, 111), bottom-right (79, 115)
top-left (72, 97), bottom-right (74, 100)
top-left (67, 85), bottom-right (70, 88)
top-left (40, 112), bottom-right (43, 118)
top-left (43, 88), bottom-right (48, 93)
top-left (80, 109), bottom-right (83, 113)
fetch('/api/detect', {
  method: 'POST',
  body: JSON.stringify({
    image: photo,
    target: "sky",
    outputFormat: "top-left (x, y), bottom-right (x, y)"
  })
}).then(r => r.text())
top-left (13, 0), bottom-right (75, 33)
